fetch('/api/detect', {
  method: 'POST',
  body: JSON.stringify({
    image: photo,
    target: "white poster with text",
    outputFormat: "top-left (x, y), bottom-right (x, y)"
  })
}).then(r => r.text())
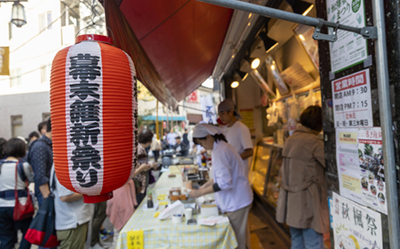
top-left (336, 128), bottom-right (363, 204)
top-left (331, 192), bottom-right (383, 249)
top-left (332, 69), bottom-right (372, 128)
top-left (327, 0), bottom-right (367, 72)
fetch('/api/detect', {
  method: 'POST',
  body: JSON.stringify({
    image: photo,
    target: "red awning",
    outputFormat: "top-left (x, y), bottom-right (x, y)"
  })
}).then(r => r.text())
top-left (103, 0), bottom-right (233, 106)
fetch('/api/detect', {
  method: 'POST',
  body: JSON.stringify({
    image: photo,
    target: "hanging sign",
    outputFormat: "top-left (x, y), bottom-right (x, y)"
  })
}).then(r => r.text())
top-left (358, 127), bottom-right (386, 214)
top-left (200, 94), bottom-right (217, 124)
top-left (331, 192), bottom-right (383, 249)
top-left (326, 0), bottom-right (368, 72)
top-left (332, 69), bottom-right (372, 128)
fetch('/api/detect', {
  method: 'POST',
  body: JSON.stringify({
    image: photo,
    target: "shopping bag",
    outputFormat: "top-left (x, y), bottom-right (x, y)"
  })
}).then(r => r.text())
top-left (13, 160), bottom-right (34, 221)
top-left (24, 194), bottom-right (60, 247)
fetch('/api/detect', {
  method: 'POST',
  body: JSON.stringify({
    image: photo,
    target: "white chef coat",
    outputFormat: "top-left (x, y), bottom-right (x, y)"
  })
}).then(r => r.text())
top-left (212, 141), bottom-right (253, 213)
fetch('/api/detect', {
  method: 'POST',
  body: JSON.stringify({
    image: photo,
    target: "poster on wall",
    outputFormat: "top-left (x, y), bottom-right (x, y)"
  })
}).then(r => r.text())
top-left (331, 192), bottom-right (383, 249)
top-left (326, 0), bottom-right (368, 72)
top-left (358, 127), bottom-right (386, 214)
top-left (240, 109), bottom-right (255, 136)
top-left (336, 128), bottom-right (363, 204)
top-left (332, 69), bottom-right (372, 128)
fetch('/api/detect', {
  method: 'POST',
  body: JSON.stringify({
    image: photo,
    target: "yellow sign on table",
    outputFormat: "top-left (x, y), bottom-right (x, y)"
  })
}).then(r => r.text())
top-left (127, 230), bottom-right (144, 249)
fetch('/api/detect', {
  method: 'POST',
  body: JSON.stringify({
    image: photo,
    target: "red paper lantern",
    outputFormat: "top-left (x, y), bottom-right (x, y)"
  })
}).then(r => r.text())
top-left (50, 34), bottom-right (137, 203)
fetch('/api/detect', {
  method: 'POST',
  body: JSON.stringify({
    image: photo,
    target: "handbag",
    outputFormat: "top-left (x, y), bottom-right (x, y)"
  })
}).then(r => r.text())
top-left (24, 169), bottom-right (60, 247)
top-left (13, 160), bottom-right (35, 221)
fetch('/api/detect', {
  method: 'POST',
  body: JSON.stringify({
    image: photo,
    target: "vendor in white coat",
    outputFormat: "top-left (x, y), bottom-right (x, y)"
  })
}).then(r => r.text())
top-left (188, 124), bottom-right (253, 249)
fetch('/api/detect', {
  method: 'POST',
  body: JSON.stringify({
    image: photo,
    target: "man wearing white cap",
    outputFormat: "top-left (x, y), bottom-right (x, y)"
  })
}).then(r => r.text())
top-left (189, 123), bottom-right (253, 249)
top-left (218, 99), bottom-right (253, 173)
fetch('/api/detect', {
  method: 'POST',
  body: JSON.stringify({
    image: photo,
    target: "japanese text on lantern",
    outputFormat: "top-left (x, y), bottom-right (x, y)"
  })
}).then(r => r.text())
top-left (69, 53), bottom-right (101, 188)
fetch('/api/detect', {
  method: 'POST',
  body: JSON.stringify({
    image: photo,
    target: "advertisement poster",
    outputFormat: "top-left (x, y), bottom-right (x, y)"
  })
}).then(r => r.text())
top-left (326, 0), bottom-right (367, 72)
top-left (332, 69), bottom-right (373, 128)
top-left (358, 127), bottom-right (386, 214)
top-left (331, 192), bottom-right (383, 249)
top-left (336, 128), bottom-right (363, 204)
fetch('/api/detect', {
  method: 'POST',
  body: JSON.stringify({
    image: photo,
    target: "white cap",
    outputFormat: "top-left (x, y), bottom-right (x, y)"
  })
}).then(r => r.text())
top-left (192, 124), bottom-right (222, 138)
top-left (16, 136), bottom-right (27, 144)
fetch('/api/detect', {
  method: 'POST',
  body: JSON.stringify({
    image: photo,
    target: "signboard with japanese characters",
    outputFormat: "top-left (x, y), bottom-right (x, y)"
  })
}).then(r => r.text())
top-left (187, 90), bottom-right (199, 103)
top-left (336, 128), bottom-right (363, 204)
top-left (326, 0), bottom-right (367, 72)
top-left (331, 192), bottom-right (383, 249)
top-left (332, 69), bottom-right (372, 128)
top-left (358, 127), bottom-right (386, 214)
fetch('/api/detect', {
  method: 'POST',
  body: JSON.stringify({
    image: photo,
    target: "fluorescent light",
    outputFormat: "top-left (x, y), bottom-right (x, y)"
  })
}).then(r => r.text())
top-left (302, 5), bottom-right (314, 16)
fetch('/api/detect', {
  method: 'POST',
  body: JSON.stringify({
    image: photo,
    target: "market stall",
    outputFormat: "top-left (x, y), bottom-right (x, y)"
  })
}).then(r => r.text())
top-left (115, 166), bottom-right (238, 249)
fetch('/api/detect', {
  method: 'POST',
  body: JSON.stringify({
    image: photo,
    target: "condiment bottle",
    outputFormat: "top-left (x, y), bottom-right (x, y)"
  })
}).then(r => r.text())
top-left (147, 193), bottom-right (154, 208)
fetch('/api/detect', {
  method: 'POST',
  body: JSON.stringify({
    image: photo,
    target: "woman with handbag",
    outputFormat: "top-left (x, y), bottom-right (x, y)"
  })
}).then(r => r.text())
top-left (0, 138), bottom-right (34, 249)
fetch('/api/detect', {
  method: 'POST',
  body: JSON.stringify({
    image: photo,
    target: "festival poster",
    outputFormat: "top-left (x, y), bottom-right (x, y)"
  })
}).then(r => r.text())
top-left (357, 128), bottom-right (386, 214)
top-left (336, 128), bottom-right (363, 204)
top-left (331, 192), bottom-right (383, 249)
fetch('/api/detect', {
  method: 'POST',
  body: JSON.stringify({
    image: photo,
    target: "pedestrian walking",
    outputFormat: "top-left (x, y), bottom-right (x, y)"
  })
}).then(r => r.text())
top-left (0, 138), bottom-right (34, 249)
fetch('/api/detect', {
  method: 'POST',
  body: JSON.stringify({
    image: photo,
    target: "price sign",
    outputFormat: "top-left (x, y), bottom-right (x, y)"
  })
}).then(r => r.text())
top-left (127, 230), bottom-right (144, 249)
top-left (332, 69), bottom-right (372, 128)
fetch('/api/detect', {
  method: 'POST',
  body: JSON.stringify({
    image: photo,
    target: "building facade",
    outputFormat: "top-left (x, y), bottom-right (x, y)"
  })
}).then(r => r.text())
top-left (0, 0), bottom-right (105, 139)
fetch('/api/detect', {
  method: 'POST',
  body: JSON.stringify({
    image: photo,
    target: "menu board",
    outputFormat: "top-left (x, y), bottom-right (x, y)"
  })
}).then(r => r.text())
top-left (331, 192), bottom-right (383, 249)
top-left (326, 0), bottom-right (368, 72)
top-left (332, 69), bottom-right (372, 128)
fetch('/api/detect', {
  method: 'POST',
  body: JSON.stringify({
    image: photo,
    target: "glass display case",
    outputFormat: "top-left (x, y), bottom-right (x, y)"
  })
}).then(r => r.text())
top-left (249, 139), bottom-right (284, 212)
top-left (249, 142), bottom-right (272, 196)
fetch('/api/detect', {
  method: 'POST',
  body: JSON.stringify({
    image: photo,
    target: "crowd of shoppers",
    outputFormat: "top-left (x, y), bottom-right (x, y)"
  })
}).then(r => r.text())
top-left (0, 100), bottom-right (328, 249)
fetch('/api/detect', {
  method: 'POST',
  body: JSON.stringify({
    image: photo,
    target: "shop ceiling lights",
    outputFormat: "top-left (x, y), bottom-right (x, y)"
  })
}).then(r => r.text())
top-left (50, 34), bottom-right (138, 203)
top-left (251, 58), bottom-right (260, 69)
top-left (243, 55), bottom-right (260, 70)
top-left (285, 0), bottom-right (313, 16)
top-left (259, 31), bottom-right (278, 54)
top-left (10, 1), bottom-right (27, 27)
top-left (231, 80), bottom-right (239, 88)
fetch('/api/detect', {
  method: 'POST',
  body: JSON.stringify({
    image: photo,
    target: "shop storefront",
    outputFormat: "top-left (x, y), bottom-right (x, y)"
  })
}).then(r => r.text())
top-left (101, 0), bottom-right (400, 247)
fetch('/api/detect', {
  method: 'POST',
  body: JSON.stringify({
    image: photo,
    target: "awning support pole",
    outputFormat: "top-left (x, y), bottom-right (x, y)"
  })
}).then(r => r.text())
top-left (156, 100), bottom-right (159, 140)
top-left (196, 0), bottom-right (377, 41)
top-left (372, 1), bottom-right (400, 248)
